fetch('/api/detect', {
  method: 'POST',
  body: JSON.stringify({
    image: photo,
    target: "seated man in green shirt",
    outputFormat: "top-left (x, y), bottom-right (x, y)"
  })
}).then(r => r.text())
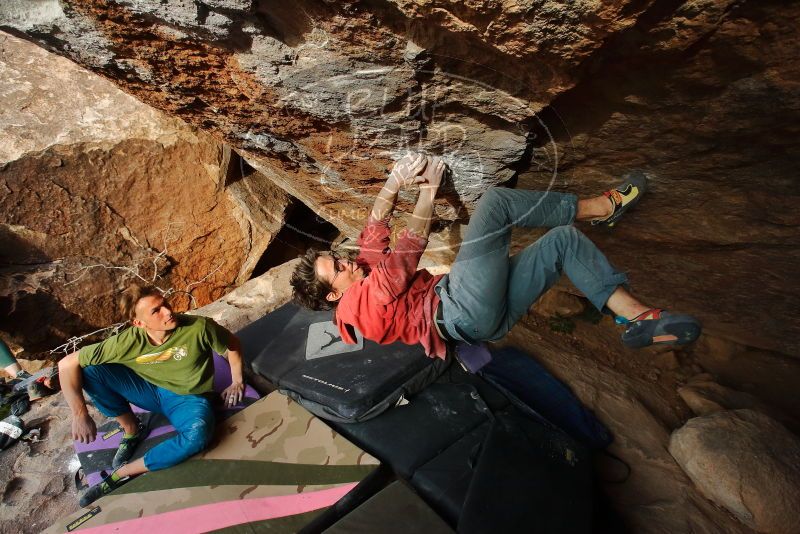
top-left (58, 284), bottom-right (245, 506)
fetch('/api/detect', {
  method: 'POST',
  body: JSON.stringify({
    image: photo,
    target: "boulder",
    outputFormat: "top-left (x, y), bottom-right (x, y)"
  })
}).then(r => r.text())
top-left (669, 409), bottom-right (800, 534)
top-left (693, 341), bottom-right (800, 425)
top-left (0, 32), bottom-right (289, 353)
top-left (2, 0), bottom-right (798, 354)
top-left (678, 379), bottom-right (797, 431)
top-left (191, 259), bottom-right (297, 333)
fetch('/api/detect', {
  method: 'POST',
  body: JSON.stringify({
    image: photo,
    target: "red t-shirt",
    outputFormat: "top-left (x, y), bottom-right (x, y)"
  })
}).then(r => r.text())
top-left (334, 215), bottom-right (447, 359)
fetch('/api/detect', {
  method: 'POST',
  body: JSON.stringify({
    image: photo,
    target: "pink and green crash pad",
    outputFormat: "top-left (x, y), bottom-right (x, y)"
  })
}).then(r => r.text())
top-left (48, 391), bottom-right (379, 533)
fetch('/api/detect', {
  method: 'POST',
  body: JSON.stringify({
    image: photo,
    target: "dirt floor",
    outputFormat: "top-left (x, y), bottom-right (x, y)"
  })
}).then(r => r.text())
top-left (2, 300), bottom-right (795, 532)
top-left (0, 362), bottom-right (85, 533)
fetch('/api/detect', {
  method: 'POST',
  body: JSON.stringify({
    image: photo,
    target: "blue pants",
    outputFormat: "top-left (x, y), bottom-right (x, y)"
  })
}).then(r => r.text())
top-left (436, 188), bottom-right (628, 343)
top-left (82, 364), bottom-right (214, 471)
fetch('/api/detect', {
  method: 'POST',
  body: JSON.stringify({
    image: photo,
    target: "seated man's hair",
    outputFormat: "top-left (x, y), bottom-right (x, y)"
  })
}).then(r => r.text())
top-left (291, 249), bottom-right (335, 311)
top-left (119, 284), bottom-right (161, 321)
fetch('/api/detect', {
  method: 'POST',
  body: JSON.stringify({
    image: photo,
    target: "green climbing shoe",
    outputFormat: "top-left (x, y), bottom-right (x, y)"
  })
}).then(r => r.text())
top-left (78, 469), bottom-right (130, 507)
top-left (111, 420), bottom-right (146, 469)
top-left (26, 380), bottom-right (52, 401)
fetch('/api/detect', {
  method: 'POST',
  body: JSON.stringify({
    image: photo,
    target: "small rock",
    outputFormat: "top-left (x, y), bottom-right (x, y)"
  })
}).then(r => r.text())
top-left (679, 381), bottom-right (760, 416)
top-left (687, 373), bottom-right (715, 384)
top-left (533, 289), bottom-right (585, 318)
top-left (653, 351), bottom-right (680, 370)
top-left (404, 40), bottom-right (431, 70)
top-left (669, 409), bottom-right (800, 534)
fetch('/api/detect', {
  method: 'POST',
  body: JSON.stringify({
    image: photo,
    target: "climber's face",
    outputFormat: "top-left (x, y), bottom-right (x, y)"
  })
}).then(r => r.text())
top-left (132, 295), bottom-right (178, 332)
top-left (316, 252), bottom-right (365, 303)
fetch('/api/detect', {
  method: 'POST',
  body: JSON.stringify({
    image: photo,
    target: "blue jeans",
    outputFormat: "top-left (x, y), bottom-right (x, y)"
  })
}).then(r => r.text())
top-left (82, 364), bottom-right (214, 471)
top-left (436, 188), bottom-right (628, 343)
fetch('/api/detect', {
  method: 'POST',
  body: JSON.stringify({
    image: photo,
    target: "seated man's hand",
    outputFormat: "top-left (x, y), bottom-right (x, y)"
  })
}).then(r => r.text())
top-left (72, 412), bottom-right (97, 444)
top-left (419, 155), bottom-right (446, 190)
top-left (388, 153), bottom-right (427, 191)
top-left (221, 381), bottom-right (245, 407)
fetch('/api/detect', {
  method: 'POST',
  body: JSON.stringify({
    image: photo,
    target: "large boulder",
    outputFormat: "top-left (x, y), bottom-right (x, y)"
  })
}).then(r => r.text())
top-left (692, 337), bottom-right (800, 426)
top-left (669, 409), bottom-right (800, 534)
top-left (1, 0), bottom-right (797, 355)
top-left (0, 32), bottom-right (290, 354)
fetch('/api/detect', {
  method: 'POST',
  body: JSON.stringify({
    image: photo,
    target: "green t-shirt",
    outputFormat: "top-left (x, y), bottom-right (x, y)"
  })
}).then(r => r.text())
top-left (78, 315), bottom-right (230, 395)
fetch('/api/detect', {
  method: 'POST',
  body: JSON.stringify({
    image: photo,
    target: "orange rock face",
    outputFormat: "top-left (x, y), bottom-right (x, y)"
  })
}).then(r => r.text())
top-left (0, 32), bottom-right (289, 353)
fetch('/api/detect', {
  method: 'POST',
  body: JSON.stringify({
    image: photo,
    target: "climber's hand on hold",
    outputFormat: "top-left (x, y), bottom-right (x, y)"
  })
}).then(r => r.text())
top-left (419, 156), bottom-right (446, 192)
top-left (388, 153), bottom-right (427, 192)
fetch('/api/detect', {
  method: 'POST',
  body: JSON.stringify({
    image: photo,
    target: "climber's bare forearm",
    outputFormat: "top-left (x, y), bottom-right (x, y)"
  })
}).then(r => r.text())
top-left (407, 186), bottom-right (438, 238)
top-left (370, 177), bottom-right (400, 221)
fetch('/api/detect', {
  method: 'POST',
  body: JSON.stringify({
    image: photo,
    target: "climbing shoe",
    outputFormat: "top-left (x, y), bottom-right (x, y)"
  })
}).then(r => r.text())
top-left (111, 420), bottom-right (146, 469)
top-left (10, 368), bottom-right (58, 400)
top-left (592, 170), bottom-right (649, 227)
top-left (619, 309), bottom-right (702, 349)
top-left (78, 468), bottom-right (130, 507)
top-left (26, 381), bottom-right (51, 401)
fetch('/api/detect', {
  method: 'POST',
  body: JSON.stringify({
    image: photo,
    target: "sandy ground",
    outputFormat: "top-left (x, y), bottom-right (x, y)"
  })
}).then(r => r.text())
top-left (0, 371), bottom-right (88, 534)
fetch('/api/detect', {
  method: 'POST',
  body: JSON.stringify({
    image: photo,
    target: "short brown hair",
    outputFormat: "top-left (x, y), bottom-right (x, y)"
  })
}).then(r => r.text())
top-left (290, 249), bottom-right (335, 311)
top-left (119, 284), bottom-right (161, 321)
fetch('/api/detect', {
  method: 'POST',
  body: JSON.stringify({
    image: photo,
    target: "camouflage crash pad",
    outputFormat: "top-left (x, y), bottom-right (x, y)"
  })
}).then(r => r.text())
top-left (48, 391), bottom-right (379, 533)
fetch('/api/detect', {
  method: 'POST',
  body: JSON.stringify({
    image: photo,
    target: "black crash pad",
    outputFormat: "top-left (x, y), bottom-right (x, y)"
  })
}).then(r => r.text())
top-left (330, 365), bottom-right (509, 478)
top-left (323, 480), bottom-right (453, 534)
top-left (240, 303), bottom-right (449, 423)
top-left (328, 365), bottom-right (592, 529)
top-left (458, 412), bottom-right (592, 534)
top-left (243, 306), bottom-right (594, 531)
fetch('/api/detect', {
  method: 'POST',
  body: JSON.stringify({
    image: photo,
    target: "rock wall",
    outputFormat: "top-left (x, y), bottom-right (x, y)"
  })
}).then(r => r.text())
top-left (1, 0), bottom-right (796, 356)
top-left (0, 31), bottom-right (289, 354)
top-left (516, 0), bottom-right (800, 357)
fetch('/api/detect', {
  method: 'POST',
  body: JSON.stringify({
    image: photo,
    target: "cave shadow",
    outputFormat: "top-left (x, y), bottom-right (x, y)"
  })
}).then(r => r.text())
top-left (250, 199), bottom-right (341, 278)
top-left (0, 230), bottom-right (100, 358)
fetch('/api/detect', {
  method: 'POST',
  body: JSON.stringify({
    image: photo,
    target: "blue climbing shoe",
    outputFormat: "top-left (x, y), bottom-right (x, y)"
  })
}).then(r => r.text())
top-left (620, 309), bottom-right (702, 349)
top-left (593, 170), bottom-right (649, 227)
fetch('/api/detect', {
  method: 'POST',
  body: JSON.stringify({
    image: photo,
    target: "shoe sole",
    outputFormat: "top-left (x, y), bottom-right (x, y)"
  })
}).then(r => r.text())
top-left (622, 313), bottom-right (701, 349)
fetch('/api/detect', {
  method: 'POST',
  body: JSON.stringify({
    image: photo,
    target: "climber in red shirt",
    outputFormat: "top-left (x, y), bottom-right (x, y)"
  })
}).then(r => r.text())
top-left (290, 153), bottom-right (701, 358)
